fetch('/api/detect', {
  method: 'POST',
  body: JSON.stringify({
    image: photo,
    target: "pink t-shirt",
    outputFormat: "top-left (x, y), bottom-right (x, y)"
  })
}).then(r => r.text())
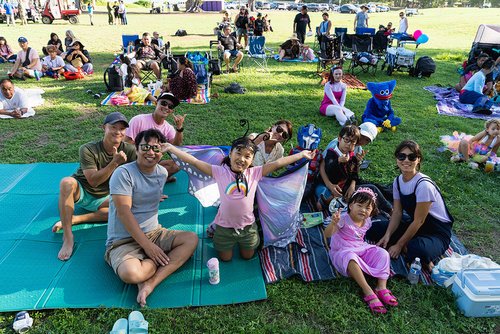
top-left (126, 113), bottom-right (176, 142)
top-left (211, 164), bottom-right (263, 229)
top-left (17, 48), bottom-right (42, 71)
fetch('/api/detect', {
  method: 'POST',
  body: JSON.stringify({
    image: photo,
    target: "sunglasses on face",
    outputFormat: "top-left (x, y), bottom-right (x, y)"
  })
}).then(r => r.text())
top-left (397, 153), bottom-right (418, 161)
top-left (275, 125), bottom-right (289, 140)
top-left (140, 144), bottom-right (161, 153)
top-left (159, 100), bottom-right (174, 108)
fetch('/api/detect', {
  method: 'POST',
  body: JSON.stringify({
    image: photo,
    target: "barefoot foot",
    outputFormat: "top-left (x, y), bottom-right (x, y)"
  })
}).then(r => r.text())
top-left (58, 236), bottom-right (74, 261)
top-left (52, 221), bottom-right (63, 233)
top-left (137, 282), bottom-right (154, 307)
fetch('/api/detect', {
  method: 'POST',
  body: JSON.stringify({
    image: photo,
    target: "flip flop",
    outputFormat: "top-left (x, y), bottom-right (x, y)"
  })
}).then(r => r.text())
top-left (375, 288), bottom-right (399, 307)
top-left (128, 311), bottom-right (148, 334)
top-left (109, 318), bottom-right (128, 334)
top-left (363, 294), bottom-right (387, 314)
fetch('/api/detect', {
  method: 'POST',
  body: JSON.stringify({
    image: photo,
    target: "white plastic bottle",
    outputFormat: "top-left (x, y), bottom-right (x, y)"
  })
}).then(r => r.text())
top-left (408, 257), bottom-right (422, 285)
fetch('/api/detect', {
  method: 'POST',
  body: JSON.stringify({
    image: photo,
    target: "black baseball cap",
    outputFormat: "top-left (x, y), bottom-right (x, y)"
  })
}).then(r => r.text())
top-left (103, 112), bottom-right (129, 127)
top-left (157, 92), bottom-right (180, 108)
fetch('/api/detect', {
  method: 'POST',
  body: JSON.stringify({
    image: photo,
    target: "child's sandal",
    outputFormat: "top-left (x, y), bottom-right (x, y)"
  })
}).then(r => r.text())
top-left (363, 294), bottom-right (387, 314)
top-left (375, 289), bottom-right (399, 307)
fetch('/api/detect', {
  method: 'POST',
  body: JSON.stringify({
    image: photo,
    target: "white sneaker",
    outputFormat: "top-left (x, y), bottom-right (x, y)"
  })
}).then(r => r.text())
top-left (450, 154), bottom-right (462, 162)
top-left (468, 162), bottom-right (479, 169)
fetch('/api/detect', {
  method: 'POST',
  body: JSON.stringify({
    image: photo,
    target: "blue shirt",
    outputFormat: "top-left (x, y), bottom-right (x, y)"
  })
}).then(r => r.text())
top-left (463, 71), bottom-right (486, 94)
top-left (4, 3), bottom-right (13, 15)
top-left (87, 4), bottom-right (93, 14)
top-left (319, 20), bottom-right (329, 34)
top-left (355, 11), bottom-right (368, 28)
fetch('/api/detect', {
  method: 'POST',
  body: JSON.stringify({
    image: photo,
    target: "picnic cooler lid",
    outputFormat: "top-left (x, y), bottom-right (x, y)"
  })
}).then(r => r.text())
top-left (455, 269), bottom-right (500, 296)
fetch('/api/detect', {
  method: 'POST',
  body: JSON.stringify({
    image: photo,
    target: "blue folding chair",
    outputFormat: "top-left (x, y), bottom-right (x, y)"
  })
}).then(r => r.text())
top-left (122, 34), bottom-right (139, 54)
top-left (247, 36), bottom-right (273, 72)
top-left (186, 51), bottom-right (211, 85)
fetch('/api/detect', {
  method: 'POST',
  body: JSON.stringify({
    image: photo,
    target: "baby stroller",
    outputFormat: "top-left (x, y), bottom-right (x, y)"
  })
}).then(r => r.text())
top-left (381, 40), bottom-right (417, 75)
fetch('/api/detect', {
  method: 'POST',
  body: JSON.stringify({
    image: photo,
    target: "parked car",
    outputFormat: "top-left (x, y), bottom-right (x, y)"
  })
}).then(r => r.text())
top-left (306, 3), bottom-right (321, 12)
top-left (287, 2), bottom-right (298, 10)
top-left (270, 2), bottom-right (278, 9)
top-left (317, 3), bottom-right (329, 11)
top-left (329, 4), bottom-right (339, 11)
top-left (338, 4), bottom-right (357, 13)
top-left (276, 2), bottom-right (287, 10)
top-left (225, 2), bottom-right (238, 9)
top-left (377, 4), bottom-right (390, 12)
top-left (405, 7), bottom-right (419, 16)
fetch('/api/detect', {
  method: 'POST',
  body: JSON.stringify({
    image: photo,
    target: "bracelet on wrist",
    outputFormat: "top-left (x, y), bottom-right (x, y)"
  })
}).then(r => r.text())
top-left (176, 127), bottom-right (184, 133)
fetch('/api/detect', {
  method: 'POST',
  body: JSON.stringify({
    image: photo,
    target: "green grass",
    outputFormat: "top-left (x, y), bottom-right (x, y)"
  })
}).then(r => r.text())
top-left (0, 8), bottom-right (499, 334)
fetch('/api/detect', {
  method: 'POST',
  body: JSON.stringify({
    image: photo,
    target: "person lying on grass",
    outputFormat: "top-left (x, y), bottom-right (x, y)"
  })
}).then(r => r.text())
top-left (163, 137), bottom-right (315, 262)
top-left (325, 188), bottom-right (398, 315)
top-left (54, 112), bottom-right (136, 261)
top-left (0, 78), bottom-right (33, 118)
top-left (105, 129), bottom-right (198, 308)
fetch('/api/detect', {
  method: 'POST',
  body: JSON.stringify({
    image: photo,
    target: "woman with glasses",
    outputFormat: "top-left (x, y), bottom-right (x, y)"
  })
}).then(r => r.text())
top-left (367, 140), bottom-right (454, 269)
top-left (249, 120), bottom-right (293, 167)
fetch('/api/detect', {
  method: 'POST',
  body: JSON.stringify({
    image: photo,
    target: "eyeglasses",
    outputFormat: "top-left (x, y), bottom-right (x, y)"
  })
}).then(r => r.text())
top-left (341, 136), bottom-right (357, 144)
top-left (275, 125), bottom-right (289, 140)
top-left (396, 153), bottom-right (418, 161)
top-left (140, 144), bottom-right (161, 153)
top-left (159, 100), bottom-right (174, 108)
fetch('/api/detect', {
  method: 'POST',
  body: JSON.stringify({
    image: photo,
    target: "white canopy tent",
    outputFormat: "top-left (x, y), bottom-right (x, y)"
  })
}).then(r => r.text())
top-left (473, 24), bottom-right (500, 45)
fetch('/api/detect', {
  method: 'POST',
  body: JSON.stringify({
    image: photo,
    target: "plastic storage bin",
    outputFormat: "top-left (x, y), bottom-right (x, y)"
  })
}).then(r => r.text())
top-left (451, 268), bottom-right (500, 317)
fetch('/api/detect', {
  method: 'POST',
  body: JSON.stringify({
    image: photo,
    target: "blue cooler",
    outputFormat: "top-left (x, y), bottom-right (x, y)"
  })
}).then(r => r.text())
top-left (451, 268), bottom-right (500, 317)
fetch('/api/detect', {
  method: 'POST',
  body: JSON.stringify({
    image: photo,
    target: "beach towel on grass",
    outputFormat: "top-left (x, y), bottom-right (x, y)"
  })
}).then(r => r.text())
top-left (260, 196), bottom-right (469, 285)
top-left (319, 72), bottom-right (366, 90)
top-left (424, 86), bottom-right (500, 120)
top-left (273, 54), bottom-right (318, 63)
top-left (101, 84), bottom-right (210, 106)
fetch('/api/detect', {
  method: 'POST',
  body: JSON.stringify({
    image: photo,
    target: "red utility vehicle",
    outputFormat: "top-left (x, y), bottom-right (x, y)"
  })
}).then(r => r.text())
top-left (41, 0), bottom-right (81, 24)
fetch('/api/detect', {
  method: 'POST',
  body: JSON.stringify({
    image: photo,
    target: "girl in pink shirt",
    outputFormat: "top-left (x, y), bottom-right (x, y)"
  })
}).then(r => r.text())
top-left (319, 67), bottom-right (355, 126)
top-left (163, 137), bottom-right (314, 261)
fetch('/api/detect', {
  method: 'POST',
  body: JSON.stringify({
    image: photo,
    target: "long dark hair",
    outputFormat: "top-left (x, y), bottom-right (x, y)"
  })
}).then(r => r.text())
top-left (329, 66), bottom-right (343, 84)
top-left (50, 33), bottom-right (60, 42)
top-left (179, 56), bottom-right (193, 70)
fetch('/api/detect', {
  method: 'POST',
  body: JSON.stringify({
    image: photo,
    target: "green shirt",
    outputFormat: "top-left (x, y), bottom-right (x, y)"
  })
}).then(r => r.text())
top-left (72, 140), bottom-right (137, 197)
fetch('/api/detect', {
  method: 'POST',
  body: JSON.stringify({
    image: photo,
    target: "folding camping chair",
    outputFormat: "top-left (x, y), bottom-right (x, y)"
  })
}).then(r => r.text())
top-left (186, 51), bottom-right (212, 86)
top-left (209, 33), bottom-right (243, 73)
top-left (317, 35), bottom-right (343, 73)
top-left (122, 34), bottom-right (139, 54)
top-left (348, 34), bottom-right (378, 76)
top-left (247, 36), bottom-right (273, 72)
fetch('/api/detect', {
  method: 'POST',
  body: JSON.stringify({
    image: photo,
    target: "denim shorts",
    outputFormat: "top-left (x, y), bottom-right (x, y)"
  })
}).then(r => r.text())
top-left (224, 49), bottom-right (240, 58)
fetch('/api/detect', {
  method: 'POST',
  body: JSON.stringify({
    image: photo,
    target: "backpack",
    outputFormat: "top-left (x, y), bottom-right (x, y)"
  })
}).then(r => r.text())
top-left (411, 56), bottom-right (436, 78)
top-left (175, 29), bottom-right (187, 37)
top-left (21, 47), bottom-right (32, 68)
top-left (288, 124), bottom-right (323, 182)
top-left (209, 58), bottom-right (221, 75)
top-left (104, 65), bottom-right (124, 91)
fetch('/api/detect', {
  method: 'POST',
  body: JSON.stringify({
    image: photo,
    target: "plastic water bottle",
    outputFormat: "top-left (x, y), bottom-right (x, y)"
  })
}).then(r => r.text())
top-left (408, 257), bottom-right (422, 285)
top-left (207, 257), bottom-right (220, 285)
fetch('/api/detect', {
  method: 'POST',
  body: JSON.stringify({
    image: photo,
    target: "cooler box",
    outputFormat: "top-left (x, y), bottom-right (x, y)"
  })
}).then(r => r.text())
top-left (451, 269), bottom-right (500, 317)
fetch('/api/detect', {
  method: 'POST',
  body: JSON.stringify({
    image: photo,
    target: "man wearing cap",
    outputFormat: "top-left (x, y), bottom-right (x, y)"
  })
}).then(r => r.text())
top-left (293, 5), bottom-right (311, 44)
top-left (8, 37), bottom-right (42, 81)
top-left (0, 78), bottom-right (34, 118)
top-left (54, 112), bottom-right (137, 261)
top-left (135, 32), bottom-right (165, 81)
top-left (125, 92), bottom-right (185, 179)
top-left (218, 25), bottom-right (243, 74)
top-left (106, 129), bottom-right (198, 307)
top-left (354, 5), bottom-right (369, 32)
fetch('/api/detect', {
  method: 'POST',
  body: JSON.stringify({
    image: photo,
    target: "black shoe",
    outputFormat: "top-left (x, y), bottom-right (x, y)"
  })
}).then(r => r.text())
top-left (472, 106), bottom-right (492, 115)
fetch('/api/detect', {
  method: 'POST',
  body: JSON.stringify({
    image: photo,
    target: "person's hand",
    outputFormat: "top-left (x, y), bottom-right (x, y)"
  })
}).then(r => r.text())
top-left (159, 194), bottom-right (168, 202)
top-left (144, 242), bottom-right (170, 266)
top-left (376, 234), bottom-right (391, 248)
top-left (338, 153), bottom-right (350, 164)
top-left (161, 142), bottom-right (173, 153)
top-left (331, 210), bottom-right (341, 226)
top-left (301, 150), bottom-right (316, 160)
top-left (328, 183), bottom-right (343, 198)
top-left (356, 150), bottom-right (367, 163)
top-left (344, 184), bottom-right (355, 201)
top-left (173, 113), bottom-right (186, 129)
top-left (10, 109), bottom-right (22, 119)
top-left (388, 244), bottom-right (403, 259)
top-left (112, 146), bottom-right (128, 165)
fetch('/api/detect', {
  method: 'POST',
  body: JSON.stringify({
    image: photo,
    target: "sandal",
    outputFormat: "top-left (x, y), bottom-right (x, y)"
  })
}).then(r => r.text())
top-left (363, 294), bottom-right (387, 314)
top-left (375, 289), bottom-right (399, 307)
top-left (128, 311), bottom-right (148, 333)
top-left (109, 318), bottom-right (128, 334)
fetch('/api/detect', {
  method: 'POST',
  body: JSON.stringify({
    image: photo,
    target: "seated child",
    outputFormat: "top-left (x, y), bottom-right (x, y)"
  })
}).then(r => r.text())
top-left (459, 58), bottom-right (498, 115)
top-left (163, 137), bottom-right (314, 261)
top-left (446, 118), bottom-right (500, 169)
top-left (319, 67), bottom-right (355, 126)
top-left (324, 188), bottom-right (398, 314)
top-left (41, 45), bottom-right (65, 79)
top-left (316, 125), bottom-right (360, 210)
top-left (122, 57), bottom-right (156, 104)
top-left (455, 53), bottom-right (494, 94)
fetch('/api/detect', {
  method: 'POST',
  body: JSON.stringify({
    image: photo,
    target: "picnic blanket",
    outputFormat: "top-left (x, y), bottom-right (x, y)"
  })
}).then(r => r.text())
top-left (0, 88), bottom-right (44, 119)
top-left (319, 72), bottom-right (366, 90)
top-left (100, 84), bottom-right (210, 106)
top-left (273, 54), bottom-right (319, 63)
top-left (424, 86), bottom-right (500, 120)
top-left (260, 196), bottom-right (468, 285)
top-left (0, 163), bottom-right (266, 312)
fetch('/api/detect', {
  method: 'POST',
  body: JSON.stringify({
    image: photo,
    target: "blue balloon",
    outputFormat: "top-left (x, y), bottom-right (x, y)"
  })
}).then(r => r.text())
top-left (417, 34), bottom-right (429, 44)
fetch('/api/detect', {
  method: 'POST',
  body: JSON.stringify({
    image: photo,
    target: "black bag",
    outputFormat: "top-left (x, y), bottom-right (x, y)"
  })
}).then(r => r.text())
top-left (209, 58), bottom-right (221, 75)
top-left (224, 82), bottom-right (246, 94)
top-left (21, 47), bottom-right (32, 67)
top-left (104, 65), bottom-right (123, 91)
top-left (411, 56), bottom-right (436, 78)
top-left (175, 29), bottom-right (187, 37)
